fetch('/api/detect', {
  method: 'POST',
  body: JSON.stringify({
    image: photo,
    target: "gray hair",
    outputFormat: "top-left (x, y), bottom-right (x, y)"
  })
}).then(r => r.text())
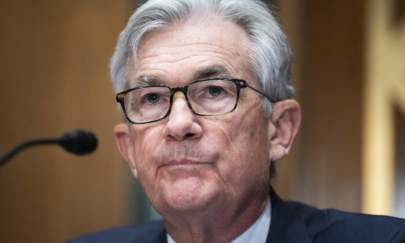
top-left (110, 0), bottom-right (294, 115)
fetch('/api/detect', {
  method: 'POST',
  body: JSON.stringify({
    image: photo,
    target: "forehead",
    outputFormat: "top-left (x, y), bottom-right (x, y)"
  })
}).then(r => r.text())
top-left (128, 16), bottom-right (252, 85)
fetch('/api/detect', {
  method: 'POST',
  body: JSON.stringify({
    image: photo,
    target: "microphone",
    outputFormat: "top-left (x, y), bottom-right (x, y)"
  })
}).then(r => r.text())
top-left (59, 130), bottom-right (98, 155)
top-left (0, 130), bottom-right (98, 167)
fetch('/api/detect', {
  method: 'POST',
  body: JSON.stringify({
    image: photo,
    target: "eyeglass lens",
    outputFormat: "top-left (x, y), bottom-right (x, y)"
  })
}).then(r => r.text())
top-left (123, 79), bottom-right (238, 123)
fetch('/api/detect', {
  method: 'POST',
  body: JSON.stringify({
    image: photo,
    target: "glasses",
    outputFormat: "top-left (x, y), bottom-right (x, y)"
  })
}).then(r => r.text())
top-left (116, 78), bottom-right (274, 124)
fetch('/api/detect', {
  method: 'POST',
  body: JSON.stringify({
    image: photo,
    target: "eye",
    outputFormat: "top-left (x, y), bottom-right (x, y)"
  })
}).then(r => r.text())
top-left (143, 93), bottom-right (161, 104)
top-left (207, 86), bottom-right (225, 97)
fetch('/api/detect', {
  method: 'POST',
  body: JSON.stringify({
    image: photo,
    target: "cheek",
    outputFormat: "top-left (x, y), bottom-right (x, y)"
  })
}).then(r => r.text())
top-left (207, 127), bottom-right (269, 201)
top-left (208, 111), bottom-right (270, 178)
top-left (130, 126), bottom-right (165, 176)
top-left (222, 106), bottom-right (269, 152)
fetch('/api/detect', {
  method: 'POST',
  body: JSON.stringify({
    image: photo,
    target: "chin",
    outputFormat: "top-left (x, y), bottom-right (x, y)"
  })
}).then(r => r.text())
top-left (158, 177), bottom-right (221, 213)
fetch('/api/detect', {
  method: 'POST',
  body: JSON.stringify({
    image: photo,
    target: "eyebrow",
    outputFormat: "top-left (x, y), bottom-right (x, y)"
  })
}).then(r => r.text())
top-left (130, 65), bottom-right (230, 88)
top-left (133, 75), bottom-right (163, 87)
top-left (193, 65), bottom-right (229, 80)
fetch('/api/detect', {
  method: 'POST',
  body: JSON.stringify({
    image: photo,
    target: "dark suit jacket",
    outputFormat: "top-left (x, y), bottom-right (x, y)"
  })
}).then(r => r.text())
top-left (67, 190), bottom-right (405, 243)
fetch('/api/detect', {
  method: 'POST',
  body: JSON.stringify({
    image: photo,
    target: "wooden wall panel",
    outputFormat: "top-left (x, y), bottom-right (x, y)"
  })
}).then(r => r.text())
top-left (0, 1), bottom-right (135, 242)
top-left (273, 0), bottom-right (365, 212)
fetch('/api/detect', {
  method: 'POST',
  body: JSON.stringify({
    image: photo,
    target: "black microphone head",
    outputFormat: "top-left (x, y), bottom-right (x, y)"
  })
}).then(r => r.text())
top-left (59, 130), bottom-right (98, 155)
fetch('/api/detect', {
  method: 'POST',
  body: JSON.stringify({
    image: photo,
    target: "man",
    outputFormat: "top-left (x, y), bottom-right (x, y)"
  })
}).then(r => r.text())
top-left (68, 0), bottom-right (405, 242)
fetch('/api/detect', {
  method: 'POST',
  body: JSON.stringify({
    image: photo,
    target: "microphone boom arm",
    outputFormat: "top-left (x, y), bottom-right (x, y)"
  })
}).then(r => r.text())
top-left (0, 138), bottom-right (60, 166)
top-left (0, 130), bottom-right (98, 167)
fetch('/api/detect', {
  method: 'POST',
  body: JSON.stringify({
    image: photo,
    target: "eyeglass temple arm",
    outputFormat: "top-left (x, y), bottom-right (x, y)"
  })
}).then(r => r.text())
top-left (233, 79), bottom-right (277, 103)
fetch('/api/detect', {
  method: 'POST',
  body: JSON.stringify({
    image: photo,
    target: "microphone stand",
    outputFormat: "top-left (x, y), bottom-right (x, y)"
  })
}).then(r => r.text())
top-left (0, 130), bottom-right (98, 167)
top-left (0, 138), bottom-right (60, 167)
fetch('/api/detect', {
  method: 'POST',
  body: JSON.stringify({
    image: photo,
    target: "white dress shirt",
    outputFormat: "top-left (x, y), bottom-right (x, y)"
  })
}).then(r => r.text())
top-left (167, 199), bottom-right (271, 243)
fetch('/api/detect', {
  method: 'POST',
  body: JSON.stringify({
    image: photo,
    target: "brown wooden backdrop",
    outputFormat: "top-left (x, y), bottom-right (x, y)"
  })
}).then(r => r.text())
top-left (2, 0), bottom-right (399, 242)
top-left (274, 0), bottom-right (365, 212)
top-left (0, 0), bottom-right (136, 242)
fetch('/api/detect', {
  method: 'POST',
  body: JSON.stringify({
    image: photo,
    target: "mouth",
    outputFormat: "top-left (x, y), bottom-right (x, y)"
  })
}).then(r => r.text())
top-left (165, 158), bottom-right (212, 166)
top-left (156, 158), bottom-right (215, 178)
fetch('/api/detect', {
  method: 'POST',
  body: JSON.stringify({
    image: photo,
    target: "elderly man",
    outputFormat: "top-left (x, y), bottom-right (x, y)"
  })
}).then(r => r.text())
top-left (68, 0), bottom-right (405, 242)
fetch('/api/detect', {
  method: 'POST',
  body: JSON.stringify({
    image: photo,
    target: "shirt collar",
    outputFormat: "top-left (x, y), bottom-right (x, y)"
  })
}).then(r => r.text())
top-left (167, 199), bottom-right (271, 243)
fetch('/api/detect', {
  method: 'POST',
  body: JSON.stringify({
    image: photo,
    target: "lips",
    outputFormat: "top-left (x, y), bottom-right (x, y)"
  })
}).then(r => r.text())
top-left (168, 158), bottom-right (195, 165)
top-left (164, 158), bottom-right (212, 166)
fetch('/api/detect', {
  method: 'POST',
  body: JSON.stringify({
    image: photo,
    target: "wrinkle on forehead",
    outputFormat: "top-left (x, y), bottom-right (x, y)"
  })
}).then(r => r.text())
top-left (127, 16), bottom-right (252, 85)
top-left (138, 42), bottom-right (243, 62)
top-left (135, 41), bottom-right (247, 74)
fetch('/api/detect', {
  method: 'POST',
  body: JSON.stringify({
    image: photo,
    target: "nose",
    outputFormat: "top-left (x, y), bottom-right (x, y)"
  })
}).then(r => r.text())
top-left (163, 92), bottom-right (202, 141)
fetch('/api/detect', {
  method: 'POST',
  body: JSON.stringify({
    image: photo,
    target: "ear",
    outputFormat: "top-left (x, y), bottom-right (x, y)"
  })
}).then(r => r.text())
top-left (113, 123), bottom-right (138, 177)
top-left (268, 99), bottom-right (301, 161)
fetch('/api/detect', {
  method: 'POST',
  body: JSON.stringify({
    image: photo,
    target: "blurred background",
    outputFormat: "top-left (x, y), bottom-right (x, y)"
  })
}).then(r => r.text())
top-left (0, 0), bottom-right (403, 242)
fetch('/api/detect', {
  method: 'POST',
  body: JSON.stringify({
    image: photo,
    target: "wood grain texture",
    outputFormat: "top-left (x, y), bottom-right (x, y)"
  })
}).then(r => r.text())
top-left (0, 1), bottom-right (135, 242)
top-left (273, 0), bottom-right (365, 212)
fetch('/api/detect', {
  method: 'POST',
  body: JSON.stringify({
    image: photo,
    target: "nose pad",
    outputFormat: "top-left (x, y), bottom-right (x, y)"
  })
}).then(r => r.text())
top-left (164, 92), bottom-right (202, 141)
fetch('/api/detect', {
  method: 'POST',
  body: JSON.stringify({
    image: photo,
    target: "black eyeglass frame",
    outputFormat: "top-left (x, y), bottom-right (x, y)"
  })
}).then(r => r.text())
top-left (115, 78), bottom-right (275, 125)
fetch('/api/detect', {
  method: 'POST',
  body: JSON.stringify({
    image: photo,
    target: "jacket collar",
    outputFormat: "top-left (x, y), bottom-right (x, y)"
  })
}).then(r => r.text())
top-left (156, 188), bottom-right (313, 243)
top-left (266, 188), bottom-right (312, 243)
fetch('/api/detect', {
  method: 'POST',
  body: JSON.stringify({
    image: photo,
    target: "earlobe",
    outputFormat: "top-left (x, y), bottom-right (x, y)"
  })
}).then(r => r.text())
top-left (113, 123), bottom-right (138, 177)
top-left (268, 100), bottom-right (301, 161)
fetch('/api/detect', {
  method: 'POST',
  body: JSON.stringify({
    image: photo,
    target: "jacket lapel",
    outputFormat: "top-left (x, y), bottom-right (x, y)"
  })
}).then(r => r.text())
top-left (133, 221), bottom-right (167, 243)
top-left (150, 225), bottom-right (167, 243)
top-left (266, 189), bottom-right (312, 243)
top-left (152, 189), bottom-right (314, 243)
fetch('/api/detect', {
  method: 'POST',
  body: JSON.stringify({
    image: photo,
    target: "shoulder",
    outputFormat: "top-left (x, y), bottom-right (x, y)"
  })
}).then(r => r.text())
top-left (309, 208), bottom-right (405, 242)
top-left (281, 199), bottom-right (405, 242)
top-left (65, 220), bottom-right (166, 243)
top-left (269, 189), bottom-right (405, 243)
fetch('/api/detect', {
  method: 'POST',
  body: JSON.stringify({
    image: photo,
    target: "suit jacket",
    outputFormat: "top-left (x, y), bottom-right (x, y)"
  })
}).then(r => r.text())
top-left (67, 190), bottom-right (405, 243)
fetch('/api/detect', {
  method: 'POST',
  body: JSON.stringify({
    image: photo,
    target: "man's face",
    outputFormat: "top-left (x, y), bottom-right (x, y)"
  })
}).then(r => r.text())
top-left (115, 17), bottom-right (275, 215)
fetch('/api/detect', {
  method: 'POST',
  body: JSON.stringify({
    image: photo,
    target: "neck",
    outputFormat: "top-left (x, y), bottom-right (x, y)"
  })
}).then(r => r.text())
top-left (163, 193), bottom-right (269, 243)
